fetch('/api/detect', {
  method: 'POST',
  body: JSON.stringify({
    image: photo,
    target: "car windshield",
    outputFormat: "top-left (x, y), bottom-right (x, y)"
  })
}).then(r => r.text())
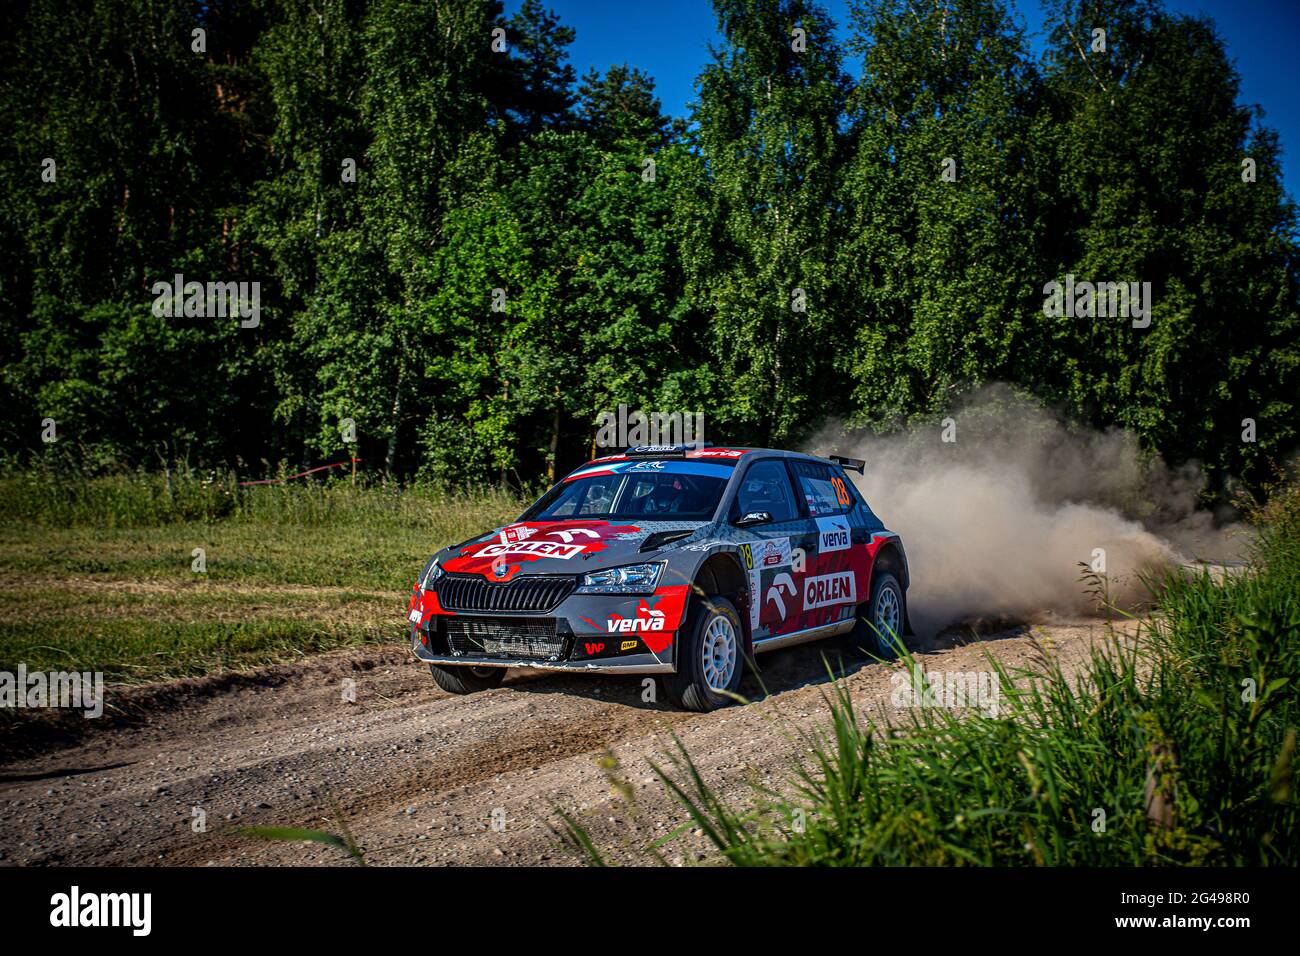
top-left (523, 459), bottom-right (734, 521)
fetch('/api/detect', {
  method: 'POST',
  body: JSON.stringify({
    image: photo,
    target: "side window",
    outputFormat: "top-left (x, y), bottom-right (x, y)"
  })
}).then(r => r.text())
top-left (790, 460), bottom-right (853, 516)
top-left (735, 459), bottom-right (797, 523)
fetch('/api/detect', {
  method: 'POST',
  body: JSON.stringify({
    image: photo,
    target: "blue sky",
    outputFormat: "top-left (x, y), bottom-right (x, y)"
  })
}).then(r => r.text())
top-left (505, 0), bottom-right (1300, 199)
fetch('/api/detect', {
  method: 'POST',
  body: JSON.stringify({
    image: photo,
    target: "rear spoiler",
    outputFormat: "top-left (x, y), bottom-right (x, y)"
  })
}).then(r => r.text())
top-left (830, 454), bottom-right (865, 475)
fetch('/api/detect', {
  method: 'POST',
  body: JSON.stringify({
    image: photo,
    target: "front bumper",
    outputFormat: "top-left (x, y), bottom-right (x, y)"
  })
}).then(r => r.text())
top-left (408, 577), bottom-right (690, 675)
top-left (411, 635), bottom-right (675, 674)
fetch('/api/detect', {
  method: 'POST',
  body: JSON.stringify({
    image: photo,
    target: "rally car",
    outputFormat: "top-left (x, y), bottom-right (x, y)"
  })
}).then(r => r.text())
top-left (407, 445), bottom-right (911, 711)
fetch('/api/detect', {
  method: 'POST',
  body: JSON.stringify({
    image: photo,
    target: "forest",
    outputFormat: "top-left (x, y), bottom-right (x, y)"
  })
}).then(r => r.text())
top-left (1, 0), bottom-right (1296, 495)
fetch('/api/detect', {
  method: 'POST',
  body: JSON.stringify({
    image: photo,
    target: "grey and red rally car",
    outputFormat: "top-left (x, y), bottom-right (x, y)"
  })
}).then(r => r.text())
top-left (407, 445), bottom-right (911, 711)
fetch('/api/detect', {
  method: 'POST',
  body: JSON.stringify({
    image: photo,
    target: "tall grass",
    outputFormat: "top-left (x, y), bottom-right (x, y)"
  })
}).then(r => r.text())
top-left (562, 487), bottom-right (1300, 866)
top-left (0, 467), bottom-right (530, 531)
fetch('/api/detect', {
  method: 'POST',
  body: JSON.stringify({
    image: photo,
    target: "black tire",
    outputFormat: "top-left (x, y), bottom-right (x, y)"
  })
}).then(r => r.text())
top-left (664, 595), bottom-right (745, 712)
top-left (855, 571), bottom-right (906, 658)
top-left (428, 663), bottom-right (506, 695)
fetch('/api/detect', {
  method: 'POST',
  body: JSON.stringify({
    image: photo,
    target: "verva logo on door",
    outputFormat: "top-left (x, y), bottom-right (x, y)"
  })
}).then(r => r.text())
top-left (816, 516), bottom-right (851, 553)
top-left (803, 571), bottom-right (856, 609)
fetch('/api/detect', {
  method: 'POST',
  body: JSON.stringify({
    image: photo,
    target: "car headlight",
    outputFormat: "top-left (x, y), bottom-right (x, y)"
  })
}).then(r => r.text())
top-left (576, 562), bottom-right (664, 594)
top-left (421, 559), bottom-right (444, 589)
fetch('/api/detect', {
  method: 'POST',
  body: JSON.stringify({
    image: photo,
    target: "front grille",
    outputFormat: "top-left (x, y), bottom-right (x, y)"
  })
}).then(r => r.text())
top-left (435, 573), bottom-right (575, 614)
top-left (444, 617), bottom-right (566, 661)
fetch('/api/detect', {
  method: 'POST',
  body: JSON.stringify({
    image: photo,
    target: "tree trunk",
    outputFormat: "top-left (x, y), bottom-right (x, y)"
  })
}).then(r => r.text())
top-left (385, 359), bottom-right (405, 475)
top-left (547, 403), bottom-right (561, 483)
top-left (770, 319), bottom-right (783, 445)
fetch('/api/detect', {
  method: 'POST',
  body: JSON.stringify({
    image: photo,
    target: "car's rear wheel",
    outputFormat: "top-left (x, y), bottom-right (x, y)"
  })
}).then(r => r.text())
top-left (856, 571), bottom-right (905, 658)
top-left (664, 595), bottom-right (744, 712)
top-left (428, 663), bottom-right (506, 695)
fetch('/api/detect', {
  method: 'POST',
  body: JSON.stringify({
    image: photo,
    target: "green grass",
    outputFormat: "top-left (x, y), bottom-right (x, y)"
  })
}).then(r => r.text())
top-left (0, 468), bottom-right (529, 532)
top-left (562, 486), bottom-right (1300, 866)
top-left (0, 473), bottom-right (528, 682)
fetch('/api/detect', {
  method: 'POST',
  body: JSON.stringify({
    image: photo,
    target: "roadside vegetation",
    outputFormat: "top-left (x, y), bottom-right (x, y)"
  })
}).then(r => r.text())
top-left (563, 484), bottom-right (1300, 866)
top-left (0, 470), bottom-right (527, 682)
top-left (3, 0), bottom-right (1296, 495)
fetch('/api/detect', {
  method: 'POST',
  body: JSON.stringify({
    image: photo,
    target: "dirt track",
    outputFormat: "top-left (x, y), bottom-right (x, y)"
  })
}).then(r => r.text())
top-left (0, 619), bottom-right (1131, 866)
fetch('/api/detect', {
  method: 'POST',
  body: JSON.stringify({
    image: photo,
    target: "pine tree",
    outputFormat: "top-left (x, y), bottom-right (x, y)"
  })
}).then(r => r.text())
top-left (577, 64), bottom-right (675, 149)
top-left (502, 0), bottom-right (577, 140)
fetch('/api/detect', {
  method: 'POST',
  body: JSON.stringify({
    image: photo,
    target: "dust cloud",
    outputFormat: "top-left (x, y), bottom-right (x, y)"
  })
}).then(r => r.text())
top-left (804, 385), bottom-right (1242, 635)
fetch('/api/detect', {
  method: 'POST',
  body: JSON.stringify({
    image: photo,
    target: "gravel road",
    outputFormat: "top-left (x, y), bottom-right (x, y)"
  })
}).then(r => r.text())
top-left (0, 618), bottom-right (1131, 866)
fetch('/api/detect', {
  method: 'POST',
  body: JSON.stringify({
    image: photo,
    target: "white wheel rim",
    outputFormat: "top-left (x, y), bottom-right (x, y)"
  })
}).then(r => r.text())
top-left (701, 613), bottom-right (738, 691)
top-left (875, 585), bottom-right (901, 641)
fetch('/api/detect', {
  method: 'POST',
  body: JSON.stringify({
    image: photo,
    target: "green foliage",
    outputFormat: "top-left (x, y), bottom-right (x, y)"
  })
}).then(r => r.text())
top-left (1034, 0), bottom-right (1300, 491)
top-left (503, 0), bottom-right (578, 138)
top-left (577, 63), bottom-right (678, 149)
top-left (0, 0), bottom-right (1296, 496)
top-left (237, 825), bottom-right (366, 865)
top-left (840, 0), bottom-right (1043, 423)
top-left (689, 0), bottom-right (850, 445)
top-left (239, 792), bottom-right (367, 863)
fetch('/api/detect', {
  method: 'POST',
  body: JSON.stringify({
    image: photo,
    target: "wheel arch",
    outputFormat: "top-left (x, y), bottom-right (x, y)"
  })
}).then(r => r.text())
top-left (872, 537), bottom-right (909, 591)
top-left (871, 537), bottom-right (912, 634)
top-left (690, 551), bottom-right (752, 650)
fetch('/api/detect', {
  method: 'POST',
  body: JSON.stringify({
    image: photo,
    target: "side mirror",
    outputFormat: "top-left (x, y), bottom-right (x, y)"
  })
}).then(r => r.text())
top-left (734, 511), bottom-right (773, 528)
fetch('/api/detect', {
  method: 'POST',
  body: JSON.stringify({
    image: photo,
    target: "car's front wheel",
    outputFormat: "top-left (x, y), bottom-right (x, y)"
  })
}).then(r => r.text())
top-left (428, 664), bottom-right (506, 695)
top-left (855, 571), bottom-right (905, 658)
top-left (664, 595), bottom-right (744, 712)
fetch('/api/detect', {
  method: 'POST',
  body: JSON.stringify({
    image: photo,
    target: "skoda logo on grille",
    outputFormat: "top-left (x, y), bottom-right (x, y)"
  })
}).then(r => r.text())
top-left (492, 560), bottom-right (508, 579)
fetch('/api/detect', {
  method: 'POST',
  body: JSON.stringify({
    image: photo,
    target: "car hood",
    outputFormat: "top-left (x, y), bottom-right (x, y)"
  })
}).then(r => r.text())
top-left (437, 518), bottom-right (709, 581)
